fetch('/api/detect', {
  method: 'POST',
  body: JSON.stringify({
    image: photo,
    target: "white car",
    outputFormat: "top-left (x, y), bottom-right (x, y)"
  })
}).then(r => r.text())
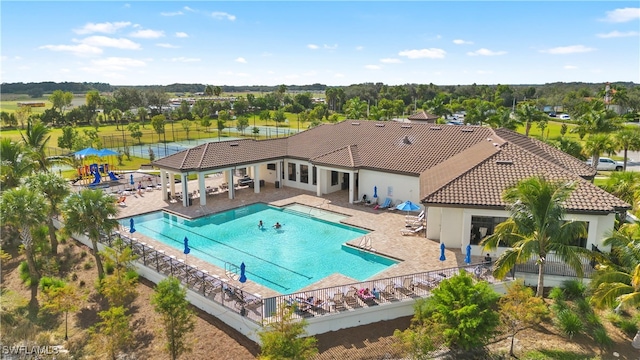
top-left (558, 114), bottom-right (570, 120)
top-left (586, 157), bottom-right (624, 171)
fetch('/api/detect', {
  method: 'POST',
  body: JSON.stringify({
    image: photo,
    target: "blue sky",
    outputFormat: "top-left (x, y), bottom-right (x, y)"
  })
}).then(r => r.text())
top-left (1, 1), bottom-right (639, 86)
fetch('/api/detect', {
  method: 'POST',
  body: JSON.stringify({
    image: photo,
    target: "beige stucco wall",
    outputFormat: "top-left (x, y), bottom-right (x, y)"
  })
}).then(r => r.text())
top-left (358, 169), bottom-right (421, 206)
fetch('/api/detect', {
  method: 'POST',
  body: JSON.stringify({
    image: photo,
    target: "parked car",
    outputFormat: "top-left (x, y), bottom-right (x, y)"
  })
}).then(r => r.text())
top-left (548, 112), bottom-right (556, 117)
top-left (558, 114), bottom-right (570, 120)
top-left (585, 157), bottom-right (624, 171)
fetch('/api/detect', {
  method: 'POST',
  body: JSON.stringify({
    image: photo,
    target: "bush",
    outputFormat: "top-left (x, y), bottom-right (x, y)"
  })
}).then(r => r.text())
top-left (561, 280), bottom-right (587, 300)
top-left (555, 310), bottom-right (584, 339)
top-left (104, 261), bottom-right (115, 275)
top-left (617, 319), bottom-right (639, 337)
top-left (551, 298), bottom-right (569, 314)
top-left (592, 326), bottom-right (613, 349)
top-left (83, 262), bottom-right (93, 270)
top-left (548, 286), bottom-right (565, 301)
top-left (575, 298), bottom-right (593, 316)
top-left (80, 250), bottom-right (87, 258)
top-left (79, 280), bottom-right (86, 287)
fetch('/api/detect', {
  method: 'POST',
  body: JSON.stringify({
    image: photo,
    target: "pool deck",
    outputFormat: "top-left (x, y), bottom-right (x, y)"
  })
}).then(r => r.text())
top-left (114, 175), bottom-right (478, 298)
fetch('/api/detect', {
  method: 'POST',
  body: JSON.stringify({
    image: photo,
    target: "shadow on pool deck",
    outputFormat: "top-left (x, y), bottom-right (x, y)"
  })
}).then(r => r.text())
top-left (113, 176), bottom-right (474, 297)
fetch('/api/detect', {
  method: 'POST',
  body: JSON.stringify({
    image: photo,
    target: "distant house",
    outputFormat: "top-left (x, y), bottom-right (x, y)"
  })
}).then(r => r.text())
top-left (407, 110), bottom-right (439, 123)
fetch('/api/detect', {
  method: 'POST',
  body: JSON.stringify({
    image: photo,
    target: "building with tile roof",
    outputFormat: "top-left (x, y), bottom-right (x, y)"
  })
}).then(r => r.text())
top-left (153, 121), bottom-right (629, 256)
top-left (407, 110), bottom-right (439, 123)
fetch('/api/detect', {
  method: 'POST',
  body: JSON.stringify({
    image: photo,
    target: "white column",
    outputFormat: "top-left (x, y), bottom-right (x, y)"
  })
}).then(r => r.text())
top-left (161, 170), bottom-right (168, 200)
top-left (316, 167), bottom-right (322, 197)
top-left (253, 165), bottom-right (260, 194)
top-left (169, 172), bottom-right (176, 196)
top-left (181, 174), bottom-right (189, 207)
top-left (276, 161), bottom-right (282, 189)
top-left (348, 171), bottom-right (354, 204)
top-left (198, 173), bottom-right (206, 206)
top-left (228, 170), bottom-right (234, 199)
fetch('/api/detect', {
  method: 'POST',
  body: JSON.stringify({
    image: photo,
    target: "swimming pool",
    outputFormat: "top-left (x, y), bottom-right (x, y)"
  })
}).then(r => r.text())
top-left (123, 203), bottom-right (397, 293)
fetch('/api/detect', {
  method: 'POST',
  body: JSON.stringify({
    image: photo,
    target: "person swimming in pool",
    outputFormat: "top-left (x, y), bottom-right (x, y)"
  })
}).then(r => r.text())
top-left (273, 222), bottom-right (282, 229)
top-left (258, 220), bottom-right (263, 228)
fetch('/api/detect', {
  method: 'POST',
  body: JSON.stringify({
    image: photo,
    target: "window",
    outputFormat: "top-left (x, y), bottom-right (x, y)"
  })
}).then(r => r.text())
top-left (300, 165), bottom-right (309, 184)
top-left (566, 221), bottom-right (589, 248)
top-left (312, 166), bottom-right (317, 185)
top-left (288, 163), bottom-right (296, 181)
top-left (331, 171), bottom-right (338, 186)
top-left (267, 163), bottom-right (276, 171)
top-left (470, 216), bottom-right (508, 245)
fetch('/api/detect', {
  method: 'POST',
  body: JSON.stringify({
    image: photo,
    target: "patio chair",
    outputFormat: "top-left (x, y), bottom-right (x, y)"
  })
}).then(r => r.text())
top-left (405, 210), bottom-right (425, 221)
top-left (374, 198), bottom-right (392, 210)
top-left (388, 200), bottom-right (402, 211)
top-left (330, 291), bottom-right (345, 311)
top-left (344, 287), bottom-right (359, 307)
top-left (400, 225), bottom-right (425, 236)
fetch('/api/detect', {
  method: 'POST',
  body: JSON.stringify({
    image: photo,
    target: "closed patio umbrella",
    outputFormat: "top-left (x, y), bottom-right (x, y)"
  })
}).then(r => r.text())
top-left (239, 262), bottom-right (247, 283)
top-left (439, 243), bottom-right (446, 262)
top-left (465, 244), bottom-right (472, 265)
top-left (129, 218), bottom-right (136, 234)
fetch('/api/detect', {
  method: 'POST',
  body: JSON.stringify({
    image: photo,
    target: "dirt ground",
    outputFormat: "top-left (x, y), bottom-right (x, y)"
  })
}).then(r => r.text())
top-left (1, 239), bottom-right (639, 360)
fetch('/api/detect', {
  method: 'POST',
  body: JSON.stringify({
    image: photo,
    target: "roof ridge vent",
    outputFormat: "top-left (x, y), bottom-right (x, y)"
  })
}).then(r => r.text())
top-left (496, 160), bottom-right (513, 165)
top-left (493, 143), bottom-right (500, 147)
top-left (375, 123), bottom-right (385, 127)
top-left (401, 124), bottom-right (412, 128)
top-left (461, 128), bottom-right (474, 132)
top-left (229, 142), bottom-right (239, 147)
top-left (403, 135), bottom-right (412, 145)
top-left (351, 122), bottom-right (360, 125)
top-left (430, 126), bottom-right (442, 130)
top-left (487, 138), bottom-right (493, 141)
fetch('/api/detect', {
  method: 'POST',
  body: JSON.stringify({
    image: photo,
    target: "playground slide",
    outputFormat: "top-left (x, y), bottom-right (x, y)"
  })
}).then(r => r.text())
top-left (88, 171), bottom-right (101, 187)
top-left (108, 171), bottom-right (119, 181)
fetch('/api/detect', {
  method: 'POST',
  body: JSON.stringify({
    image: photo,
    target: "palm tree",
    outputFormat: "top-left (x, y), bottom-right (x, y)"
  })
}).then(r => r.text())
top-left (0, 186), bottom-right (48, 309)
top-left (137, 107), bottom-right (148, 129)
top-left (111, 109), bottom-right (123, 130)
top-left (602, 171), bottom-right (640, 209)
top-left (514, 103), bottom-right (547, 137)
top-left (23, 173), bottom-right (70, 255)
top-left (61, 189), bottom-right (119, 278)
top-left (615, 128), bottom-right (640, 171)
top-left (585, 133), bottom-right (616, 170)
top-left (487, 108), bottom-right (522, 130)
top-left (482, 176), bottom-right (589, 297)
top-left (573, 109), bottom-right (620, 137)
top-left (20, 119), bottom-right (52, 173)
top-left (0, 138), bottom-right (34, 189)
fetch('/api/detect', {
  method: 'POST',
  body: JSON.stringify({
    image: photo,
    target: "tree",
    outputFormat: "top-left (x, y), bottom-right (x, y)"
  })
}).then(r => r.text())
top-left (20, 119), bottom-right (52, 173)
top-left (602, 171), bottom-right (640, 208)
top-left (91, 306), bottom-right (132, 360)
top-left (573, 108), bottom-right (621, 137)
top-left (23, 172), bottom-right (70, 255)
top-left (214, 86), bottom-right (222, 97)
top-left (39, 277), bottom-right (83, 340)
top-left (49, 90), bottom-right (73, 115)
top-left (0, 186), bottom-right (48, 310)
top-left (110, 109), bottom-right (123, 130)
top-left (487, 107), bottom-right (522, 130)
top-left (499, 280), bottom-right (549, 357)
top-left (15, 106), bottom-right (31, 129)
top-left (615, 128), bottom-right (640, 171)
top-left (62, 189), bottom-right (119, 278)
top-left (137, 106), bottom-right (149, 128)
top-left (395, 271), bottom-right (500, 355)
top-left (514, 103), bottom-right (547, 137)
top-left (259, 110), bottom-right (271, 126)
top-left (100, 238), bottom-right (139, 307)
top-left (344, 97), bottom-right (367, 119)
top-left (86, 90), bottom-right (102, 118)
top-left (200, 117), bottom-right (211, 133)
top-left (152, 277), bottom-right (195, 360)
top-left (0, 138), bottom-right (33, 189)
top-left (57, 126), bottom-right (78, 151)
top-left (151, 114), bottom-right (167, 141)
top-left (272, 109), bottom-right (286, 137)
top-left (482, 176), bottom-right (589, 297)
top-left (585, 133), bottom-right (615, 170)
top-left (236, 116), bottom-right (249, 135)
top-left (258, 305), bottom-right (318, 360)
top-left (128, 122), bottom-right (143, 144)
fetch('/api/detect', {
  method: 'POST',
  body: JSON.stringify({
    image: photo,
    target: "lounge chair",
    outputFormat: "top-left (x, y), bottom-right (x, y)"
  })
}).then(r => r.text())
top-left (400, 225), bottom-right (425, 236)
top-left (405, 210), bottom-right (425, 221)
top-left (344, 287), bottom-right (359, 307)
top-left (374, 198), bottom-right (392, 210)
top-left (330, 291), bottom-right (345, 311)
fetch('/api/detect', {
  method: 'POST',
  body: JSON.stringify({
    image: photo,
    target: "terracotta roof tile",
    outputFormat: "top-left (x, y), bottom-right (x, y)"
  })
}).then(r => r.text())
top-left (408, 111), bottom-right (439, 121)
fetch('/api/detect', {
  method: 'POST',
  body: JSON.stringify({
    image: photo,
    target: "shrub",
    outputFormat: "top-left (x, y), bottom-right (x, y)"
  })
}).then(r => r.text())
top-left (104, 261), bottom-right (115, 275)
top-left (561, 280), bottom-right (587, 300)
top-left (18, 261), bottom-right (32, 286)
top-left (80, 250), bottom-right (87, 258)
top-left (617, 319), bottom-right (639, 337)
top-left (83, 262), bottom-right (93, 270)
top-left (555, 310), bottom-right (584, 339)
top-left (548, 286), bottom-right (565, 301)
top-left (550, 298), bottom-right (569, 314)
top-left (592, 327), bottom-right (613, 349)
top-left (585, 312), bottom-right (602, 328)
top-left (575, 298), bottom-right (593, 316)
top-left (79, 280), bottom-right (86, 288)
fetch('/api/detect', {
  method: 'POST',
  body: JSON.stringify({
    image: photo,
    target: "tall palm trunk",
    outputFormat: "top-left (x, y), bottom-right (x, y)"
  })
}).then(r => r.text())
top-left (47, 218), bottom-right (58, 255)
top-left (525, 122), bottom-right (532, 137)
top-left (91, 238), bottom-right (105, 278)
top-left (21, 226), bottom-right (40, 310)
top-left (536, 258), bottom-right (546, 297)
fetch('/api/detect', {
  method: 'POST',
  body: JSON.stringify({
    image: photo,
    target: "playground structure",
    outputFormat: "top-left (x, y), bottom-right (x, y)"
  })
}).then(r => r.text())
top-left (73, 163), bottom-right (163, 193)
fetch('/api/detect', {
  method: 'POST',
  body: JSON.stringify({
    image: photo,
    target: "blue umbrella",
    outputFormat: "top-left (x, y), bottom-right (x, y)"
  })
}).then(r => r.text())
top-left (129, 218), bottom-right (136, 233)
top-left (130, 174), bottom-right (135, 185)
top-left (183, 236), bottom-right (190, 255)
top-left (396, 200), bottom-right (421, 212)
top-left (97, 148), bottom-right (119, 157)
top-left (373, 186), bottom-right (378, 198)
top-left (465, 244), bottom-right (472, 264)
top-left (239, 262), bottom-right (247, 283)
top-left (439, 243), bottom-right (446, 261)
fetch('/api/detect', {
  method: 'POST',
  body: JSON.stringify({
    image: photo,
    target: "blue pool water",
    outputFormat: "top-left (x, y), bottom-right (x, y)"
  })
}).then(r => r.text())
top-left (123, 203), bottom-right (396, 293)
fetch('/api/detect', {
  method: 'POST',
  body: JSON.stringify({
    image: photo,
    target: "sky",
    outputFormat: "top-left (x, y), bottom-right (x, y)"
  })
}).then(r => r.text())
top-left (1, 1), bottom-right (639, 87)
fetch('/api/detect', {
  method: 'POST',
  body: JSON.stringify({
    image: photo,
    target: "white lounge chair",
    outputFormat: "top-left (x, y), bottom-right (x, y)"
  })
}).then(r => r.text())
top-left (405, 210), bottom-right (425, 221)
top-left (400, 225), bottom-right (425, 236)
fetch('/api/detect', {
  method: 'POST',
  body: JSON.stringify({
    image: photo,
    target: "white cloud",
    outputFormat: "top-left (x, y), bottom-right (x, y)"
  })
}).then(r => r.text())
top-left (355, 46), bottom-right (364, 51)
top-left (129, 29), bottom-right (165, 39)
top-left (540, 45), bottom-right (596, 54)
top-left (184, 6), bottom-right (196, 12)
top-left (467, 48), bottom-right (507, 56)
top-left (365, 65), bottom-right (381, 70)
top-left (601, 7), bottom-right (640, 23)
top-left (74, 21), bottom-right (131, 35)
top-left (89, 57), bottom-right (147, 71)
top-left (161, 11), bottom-right (183, 16)
top-left (175, 32), bottom-right (189, 38)
top-left (596, 30), bottom-right (639, 38)
top-left (323, 44), bottom-right (338, 50)
top-left (156, 43), bottom-right (179, 48)
top-left (398, 48), bottom-right (446, 59)
top-left (564, 65), bottom-right (578, 69)
top-left (235, 57), bottom-right (247, 63)
top-left (307, 44), bottom-right (319, 50)
top-left (211, 11), bottom-right (236, 21)
top-left (168, 57), bottom-right (200, 63)
top-left (453, 39), bottom-right (473, 45)
top-left (39, 43), bottom-right (103, 56)
top-left (380, 58), bottom-right (402, 64)
top-left (76, 36), bottom-right (141, 50)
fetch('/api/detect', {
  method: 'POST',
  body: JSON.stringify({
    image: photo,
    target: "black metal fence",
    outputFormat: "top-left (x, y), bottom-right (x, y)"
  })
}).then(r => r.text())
top-left (513, 253), bottom-right (596, 278)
